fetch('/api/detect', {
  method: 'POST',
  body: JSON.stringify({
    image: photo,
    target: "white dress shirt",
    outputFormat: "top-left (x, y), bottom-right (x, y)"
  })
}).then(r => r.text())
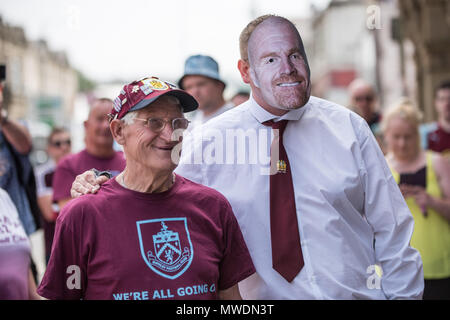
top-left (188, 102), bottom-right (234, 130)
top-left (175, 95), bottom-right (424, 299)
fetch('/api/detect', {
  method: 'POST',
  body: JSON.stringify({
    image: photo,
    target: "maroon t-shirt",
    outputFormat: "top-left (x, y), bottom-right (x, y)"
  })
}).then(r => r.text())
top-left (427, 125), bottom-right (450, 155)
top-left (52, 149), bottom-right (126, 202)
top-left (37, 175), bottom-right (255, 300)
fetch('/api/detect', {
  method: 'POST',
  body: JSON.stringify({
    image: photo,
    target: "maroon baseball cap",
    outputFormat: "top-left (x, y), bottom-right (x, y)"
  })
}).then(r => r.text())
top-left (110, 76), bottom-right (198, 120)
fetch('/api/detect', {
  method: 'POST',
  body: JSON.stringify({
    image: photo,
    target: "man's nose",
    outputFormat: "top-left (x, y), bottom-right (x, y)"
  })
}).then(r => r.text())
top-left (279, 56), bottom-right (295, 75)
top-left (187, 86), bottom-right (200, 99)
top-left (159, 121), bottom-right (176, 141)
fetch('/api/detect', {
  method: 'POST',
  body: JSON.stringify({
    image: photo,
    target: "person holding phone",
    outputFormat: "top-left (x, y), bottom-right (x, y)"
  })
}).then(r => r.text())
top-left (383, 98), bottom-right (450, 300)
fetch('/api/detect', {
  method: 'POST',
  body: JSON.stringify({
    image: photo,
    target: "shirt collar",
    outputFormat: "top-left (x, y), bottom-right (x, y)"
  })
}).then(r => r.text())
top-left (248, 93), bottom-right (308, 124)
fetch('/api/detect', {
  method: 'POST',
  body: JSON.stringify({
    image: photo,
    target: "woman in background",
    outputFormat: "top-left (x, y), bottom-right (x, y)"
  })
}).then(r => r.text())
top-left (382, 99), bottom-right (450, 300)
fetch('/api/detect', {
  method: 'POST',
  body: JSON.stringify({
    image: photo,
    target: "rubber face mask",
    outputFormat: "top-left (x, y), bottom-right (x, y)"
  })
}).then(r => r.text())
top-left (248, 20), bottom-right (311, 111)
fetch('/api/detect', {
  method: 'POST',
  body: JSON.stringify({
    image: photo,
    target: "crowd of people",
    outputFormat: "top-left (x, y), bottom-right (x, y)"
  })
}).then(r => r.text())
top-left (1, 14), bottom-right (449, 300)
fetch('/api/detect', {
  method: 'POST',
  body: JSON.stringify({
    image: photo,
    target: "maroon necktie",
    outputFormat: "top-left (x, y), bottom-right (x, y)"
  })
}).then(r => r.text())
top-left (264, 119), bottom-right (304, 282)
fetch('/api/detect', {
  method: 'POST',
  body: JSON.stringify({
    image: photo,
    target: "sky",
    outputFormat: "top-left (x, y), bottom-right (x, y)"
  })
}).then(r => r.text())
top-left (0, 0), bottom-right (330, 90)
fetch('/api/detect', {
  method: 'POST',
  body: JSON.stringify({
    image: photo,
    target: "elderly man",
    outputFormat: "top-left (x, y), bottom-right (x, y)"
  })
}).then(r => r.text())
top-left (179, 55), bottom-right (233, 128)
top-left (52, 98), bottom-right (126, 210)
top-left (37, 77), bottom-right (255, 300)
top-left (73, 15), bottom-right (423, 299)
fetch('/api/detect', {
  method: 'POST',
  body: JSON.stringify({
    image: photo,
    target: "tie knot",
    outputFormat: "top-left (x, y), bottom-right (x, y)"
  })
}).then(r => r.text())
top-left (263, 119), bottom-right (289, 133)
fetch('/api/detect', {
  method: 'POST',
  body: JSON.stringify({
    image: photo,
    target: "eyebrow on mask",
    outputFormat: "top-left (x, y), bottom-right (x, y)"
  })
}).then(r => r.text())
top-left (259, 48), bottom-right (303, 61)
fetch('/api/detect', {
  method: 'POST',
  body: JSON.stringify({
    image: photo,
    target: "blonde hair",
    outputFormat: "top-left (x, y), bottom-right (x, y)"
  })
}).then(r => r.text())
top-left (381, 98), bottom-right (423, 150)
top-left (239, 14), bottom-right (289, 61)
top-left (381, 98), bottom-right (422, 133)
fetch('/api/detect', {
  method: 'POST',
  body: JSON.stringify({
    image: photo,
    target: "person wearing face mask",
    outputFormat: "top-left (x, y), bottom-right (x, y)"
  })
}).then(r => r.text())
top-left (71, 15), bottom-right (424, 299)
top-left (177, 14), bottom-right (423, 300)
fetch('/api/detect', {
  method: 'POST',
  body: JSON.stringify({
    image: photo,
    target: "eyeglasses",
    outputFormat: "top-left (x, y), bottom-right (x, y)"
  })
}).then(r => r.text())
top-left (51, 139), bottom-right (71, 148)
top-left (133, 117), bottom-right (190, 133)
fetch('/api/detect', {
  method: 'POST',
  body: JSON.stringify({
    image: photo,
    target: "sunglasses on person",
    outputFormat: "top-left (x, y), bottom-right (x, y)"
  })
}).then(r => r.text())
top-left (133, 117), bottom-right (190, 133)
top-left (51, 139), bottom-right (71, 148)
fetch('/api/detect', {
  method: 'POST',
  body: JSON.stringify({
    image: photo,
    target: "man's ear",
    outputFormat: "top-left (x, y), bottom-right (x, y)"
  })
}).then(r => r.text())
top-left (110, 119), bottom-right (125, 145)
top-left (238, 59), bottom-right (251, 84)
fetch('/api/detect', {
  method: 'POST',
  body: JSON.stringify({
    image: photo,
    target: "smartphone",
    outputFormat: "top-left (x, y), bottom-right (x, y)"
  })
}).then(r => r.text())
top-left (0, 65), bottom-right (5, 82)
top-left (399, 167), bottom-right (426, 188)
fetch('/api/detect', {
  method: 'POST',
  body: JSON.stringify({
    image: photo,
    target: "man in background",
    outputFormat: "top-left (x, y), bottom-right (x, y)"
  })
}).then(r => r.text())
top-left (427, 80), bottom-right (450, 156)
top-left (348, 78), bottom-right (384, 151)
top-left (178, 55), bottom-right (233, 129)
top-left (52, 98), bottom-right (126, 210)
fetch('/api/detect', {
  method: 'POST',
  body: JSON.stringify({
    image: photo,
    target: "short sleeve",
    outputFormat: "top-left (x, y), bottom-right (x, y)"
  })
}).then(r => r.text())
top-left (37, 203), bottom-right (88, 300)
top-left (218, 200), bottom-right (255, 290)
top-left (34, 167), bottom-right (52, 197)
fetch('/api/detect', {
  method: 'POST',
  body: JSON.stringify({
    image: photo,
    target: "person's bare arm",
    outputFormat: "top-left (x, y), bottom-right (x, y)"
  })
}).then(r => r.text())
top-left (428, 153), bottom-right (450, 222)
top-left (0, 114), bottom-right (32, 155)
top-left (37, 195), bottom-right (56, 222)
top-left (218, 284), bottom-right (242, 300)
top-left (28, 268), bottom-right (42, 300)
top-left (0, 87), bottom-right (32, 154)
top-left (70, 170), bottom-right (109, 199)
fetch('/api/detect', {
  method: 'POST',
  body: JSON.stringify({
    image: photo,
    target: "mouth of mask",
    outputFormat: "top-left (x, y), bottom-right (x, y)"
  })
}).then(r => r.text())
top-left (277, 81), bottom-right (301, 87)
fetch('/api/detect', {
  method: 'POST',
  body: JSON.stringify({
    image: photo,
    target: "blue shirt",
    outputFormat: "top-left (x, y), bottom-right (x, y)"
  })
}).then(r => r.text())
top-left (0, 131), bottom-right (36, 235)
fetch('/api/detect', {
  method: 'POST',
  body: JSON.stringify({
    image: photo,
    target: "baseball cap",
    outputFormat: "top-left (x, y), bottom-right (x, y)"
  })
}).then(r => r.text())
top-left (110, 77), bottom-right (198, 120)
top-left (178, 55), bottom-right (226, 89)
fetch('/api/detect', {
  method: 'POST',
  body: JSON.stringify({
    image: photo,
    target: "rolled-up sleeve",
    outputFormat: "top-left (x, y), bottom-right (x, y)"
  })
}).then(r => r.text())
top-left (358, 119), bottom-right (424, 299)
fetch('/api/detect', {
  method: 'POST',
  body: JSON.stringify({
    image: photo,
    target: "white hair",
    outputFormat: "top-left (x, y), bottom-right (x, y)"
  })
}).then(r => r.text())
top-left (121, 110), bottom-right (137, 124)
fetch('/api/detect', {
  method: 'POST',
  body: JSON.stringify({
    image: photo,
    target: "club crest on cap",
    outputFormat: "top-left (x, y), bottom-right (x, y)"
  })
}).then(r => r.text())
top-left (110, 75), bottom-right (198, 121)
top-left (141, 78), bottom-right (169, 91)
